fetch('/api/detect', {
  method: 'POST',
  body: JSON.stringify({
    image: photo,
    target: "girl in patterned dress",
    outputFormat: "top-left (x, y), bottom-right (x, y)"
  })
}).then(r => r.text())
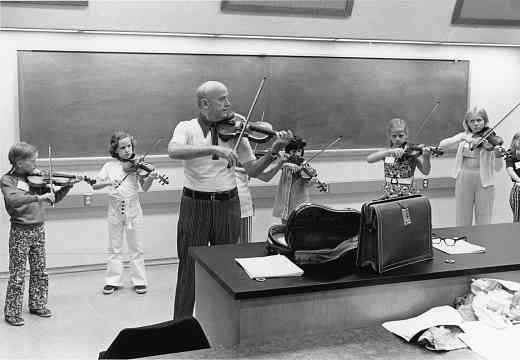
top-left (367, 118), bottom-right (432, 198)
top-left (273, 136), bottom-right (321, 223)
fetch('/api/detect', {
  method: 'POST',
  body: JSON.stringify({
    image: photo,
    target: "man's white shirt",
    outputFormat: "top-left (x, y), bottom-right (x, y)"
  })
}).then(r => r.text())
top-left (171, 118), bottom-right (255, 192)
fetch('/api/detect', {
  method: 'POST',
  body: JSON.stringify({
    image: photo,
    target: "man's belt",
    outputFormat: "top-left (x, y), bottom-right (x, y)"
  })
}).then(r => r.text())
top-left (385, 177), bottom-right (413, 185)
top-left (183, 187), bottom-right (238, 201)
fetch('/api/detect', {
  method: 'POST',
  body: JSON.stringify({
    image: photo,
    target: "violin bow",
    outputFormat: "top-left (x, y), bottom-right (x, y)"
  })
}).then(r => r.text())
top-left (140, 138), bottom-right (165, 162)
top-left (232, 76), bottom-right (267, 153)
top-left (415, 101), bottom-right (440, 140)
top-left (470, 100), bottom-right (520, 151)
top-left (48, 145), bottom-right (55, 207)
top-left (302, 136), bottom-right (343, 165)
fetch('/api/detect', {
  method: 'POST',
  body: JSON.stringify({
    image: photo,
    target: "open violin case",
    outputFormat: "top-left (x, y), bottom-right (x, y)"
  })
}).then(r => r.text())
top-left (267, 203), bottom-right (360, 275)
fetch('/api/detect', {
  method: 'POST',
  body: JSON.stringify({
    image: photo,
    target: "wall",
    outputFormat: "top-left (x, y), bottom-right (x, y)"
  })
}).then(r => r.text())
top-left (3, 0), bottom-right (520, 45)
top-left (0, 30), bottom-right (519, 273)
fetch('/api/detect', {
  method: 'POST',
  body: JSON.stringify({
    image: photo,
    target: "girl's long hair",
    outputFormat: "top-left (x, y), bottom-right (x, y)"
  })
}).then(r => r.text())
top-left (109, 131), bottom-right (135, 159)
top-left (510, 132), bottom-right (520, 159)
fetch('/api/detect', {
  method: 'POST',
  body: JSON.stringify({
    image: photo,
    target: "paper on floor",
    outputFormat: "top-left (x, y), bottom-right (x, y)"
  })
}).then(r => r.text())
top-left (382, 305), bottom-right (463, 342)
top-left (458, 321), bottom-right (520, 360)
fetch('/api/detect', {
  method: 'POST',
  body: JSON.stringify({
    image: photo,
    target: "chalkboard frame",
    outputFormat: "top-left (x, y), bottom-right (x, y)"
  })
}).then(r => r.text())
top-left (452, 0), bottom-right (520, 26)
top-left (18, 50), bottom-right (469, 160)
top-left (221, 0), bottom-right (354, 18)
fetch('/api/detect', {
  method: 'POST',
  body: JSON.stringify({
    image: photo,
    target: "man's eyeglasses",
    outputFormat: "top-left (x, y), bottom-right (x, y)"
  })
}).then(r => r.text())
top-left (432, 233), bottom-right (467, 246)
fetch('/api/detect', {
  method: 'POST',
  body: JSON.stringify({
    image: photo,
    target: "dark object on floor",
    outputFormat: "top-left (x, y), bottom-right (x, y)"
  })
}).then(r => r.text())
top-left (98, 316), bottom-right (210, 359)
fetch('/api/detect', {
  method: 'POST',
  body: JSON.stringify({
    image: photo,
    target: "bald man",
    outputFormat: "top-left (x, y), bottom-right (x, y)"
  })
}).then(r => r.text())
top-left (168, 81), bottom-right (291, 319)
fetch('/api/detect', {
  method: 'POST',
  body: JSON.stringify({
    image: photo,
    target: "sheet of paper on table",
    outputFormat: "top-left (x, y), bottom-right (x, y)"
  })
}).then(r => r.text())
top-left (235, 254), bottom-right (304, 280)
top-left (433, 239), bottom-right (486, 255)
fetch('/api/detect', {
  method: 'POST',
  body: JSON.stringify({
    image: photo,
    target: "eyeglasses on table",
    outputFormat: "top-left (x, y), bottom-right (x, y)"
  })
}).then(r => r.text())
top-left (431, 233), bottom-right (467, 247)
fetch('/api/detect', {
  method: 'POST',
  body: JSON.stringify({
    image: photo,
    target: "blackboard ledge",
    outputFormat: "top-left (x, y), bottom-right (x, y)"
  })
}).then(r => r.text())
top-left (48, 177), bottom-right (455, 210)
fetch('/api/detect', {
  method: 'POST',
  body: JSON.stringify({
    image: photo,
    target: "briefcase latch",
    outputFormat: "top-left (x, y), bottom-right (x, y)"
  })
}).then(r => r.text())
top-left (397, 202), bottom-right (412, 226)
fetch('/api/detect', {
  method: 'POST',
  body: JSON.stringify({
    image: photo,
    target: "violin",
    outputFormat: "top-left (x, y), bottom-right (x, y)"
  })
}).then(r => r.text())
top-left (470, 127), bottom-right (504, 152)
top-left (121, 155), bottom-right (169, 185)
top-left (27, 170), bottom-right (96, 188)
top-left (401, 143), bottom-right (444, 158)
top-left (213, 76), bottom-right (271, 163)
top-left (286, 154), bottom-right (328, 193)
top-left (216, 114), bottom-right (277, 144)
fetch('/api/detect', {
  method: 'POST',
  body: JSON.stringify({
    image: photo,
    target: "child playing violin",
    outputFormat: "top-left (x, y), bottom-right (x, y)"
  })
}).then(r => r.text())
top-left (92, 131), bottom-right (159, 295)
top-left (236, 149), bottom-right (288, 243)
top-left (506, 132), bottom-right (520, 222)
top-left (1, 142), bottom-right (74, 326)
top-left (367, 118), bottom-right (432, 198)
top-left (272, 136), bottom-right (324, 224)
top-left (438, 107), bottom-right (503, 226)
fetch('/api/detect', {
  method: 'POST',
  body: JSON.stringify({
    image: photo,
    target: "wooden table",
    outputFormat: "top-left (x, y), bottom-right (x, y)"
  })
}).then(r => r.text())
top-left (190, 223), bottom-right (520, 347)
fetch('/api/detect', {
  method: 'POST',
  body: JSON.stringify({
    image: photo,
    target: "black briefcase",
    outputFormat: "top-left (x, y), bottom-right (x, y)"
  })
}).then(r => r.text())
top-left (357, 194), bottom-right (432, 273)
top-left (267, 203), bottom-right (360, 266)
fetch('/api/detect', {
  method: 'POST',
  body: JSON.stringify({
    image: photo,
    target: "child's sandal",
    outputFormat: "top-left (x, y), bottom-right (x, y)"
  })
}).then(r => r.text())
top-left (5, 315), bottom-right (25, 326)
top-left (29, 308), bottom-right (52, 317)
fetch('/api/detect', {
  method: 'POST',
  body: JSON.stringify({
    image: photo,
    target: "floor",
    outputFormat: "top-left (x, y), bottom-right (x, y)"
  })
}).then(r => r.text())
top-left (0, 264), bottom-right (178, 359)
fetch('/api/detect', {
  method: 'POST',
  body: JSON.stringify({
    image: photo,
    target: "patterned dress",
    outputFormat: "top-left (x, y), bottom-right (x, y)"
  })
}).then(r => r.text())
top-left (273, 163), bottom-right (311, 222)
top-left (383, 154), bottom-right (418, 198)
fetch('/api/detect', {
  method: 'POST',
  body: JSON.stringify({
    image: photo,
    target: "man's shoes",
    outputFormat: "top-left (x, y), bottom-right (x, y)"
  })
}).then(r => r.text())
top-left (103, 285), bottom-right (118, 295)
top-left (5, 315), bottom-right (24, 326)
top-left (29, 307), bottom-right (52, 318)
top-left (134, 285), bottom-right (147, 294)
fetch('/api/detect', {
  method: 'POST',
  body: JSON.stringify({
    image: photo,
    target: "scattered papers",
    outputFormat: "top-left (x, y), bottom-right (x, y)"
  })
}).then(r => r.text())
top-left (433, 239), bottom-right (486, 255)
top-left (458, 321), bottom-right (520, 360)
top-left (417, 325), bottom-right (467, 351)
top-left (382, 306), bottom-right (463, 342)
top-left (235, 254), bottom-right (304, 280)
top-left (470, 278), bottom-right (520, 329)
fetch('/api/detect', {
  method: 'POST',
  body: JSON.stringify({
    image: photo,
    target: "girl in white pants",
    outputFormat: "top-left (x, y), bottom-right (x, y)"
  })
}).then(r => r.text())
top-left (439, 107), bottom-right (503, 226)
top-left (93, 131), bottom-right (158, 295)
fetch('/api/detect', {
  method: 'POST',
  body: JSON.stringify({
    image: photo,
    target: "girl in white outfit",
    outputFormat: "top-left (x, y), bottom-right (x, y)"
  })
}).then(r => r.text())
top-left (93, 131), bottom-right (158, 295)
top-left (439, 107), bottom-right (503, 226)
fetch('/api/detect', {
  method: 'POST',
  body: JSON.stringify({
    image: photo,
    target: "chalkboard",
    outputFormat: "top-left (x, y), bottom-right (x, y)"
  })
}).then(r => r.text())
top-left (18, 51), bottom-right (468, 158)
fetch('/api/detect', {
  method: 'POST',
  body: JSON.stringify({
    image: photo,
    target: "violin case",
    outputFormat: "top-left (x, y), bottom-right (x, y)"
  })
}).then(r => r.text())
top-left (357, 194), bottom-right (432, 273)
top-left (266, 203), bottom-right (360, 269)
